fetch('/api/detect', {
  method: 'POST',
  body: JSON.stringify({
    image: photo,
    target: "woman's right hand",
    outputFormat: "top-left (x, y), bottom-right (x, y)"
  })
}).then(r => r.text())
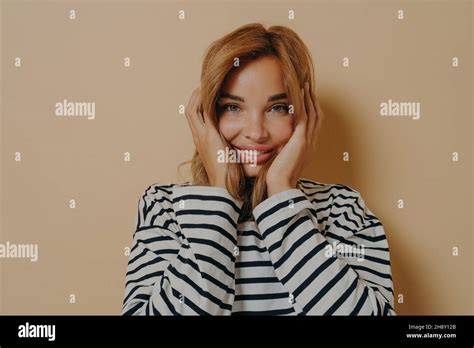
top-left (184, 85), bottom-right (228, 189)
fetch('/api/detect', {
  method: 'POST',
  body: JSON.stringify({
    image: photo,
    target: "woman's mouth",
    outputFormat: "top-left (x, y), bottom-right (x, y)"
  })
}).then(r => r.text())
top-left (233, 146), bottom-right (275, 165)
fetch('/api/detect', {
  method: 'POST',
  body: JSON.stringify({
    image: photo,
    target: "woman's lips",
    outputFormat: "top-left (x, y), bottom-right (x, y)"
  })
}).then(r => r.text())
top-left (253, 150), bottom-right (273, 165)
top-left (233, 146), bottom-right (274, 165)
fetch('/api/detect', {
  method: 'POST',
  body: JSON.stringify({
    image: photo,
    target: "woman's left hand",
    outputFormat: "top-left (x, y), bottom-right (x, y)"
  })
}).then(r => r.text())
top-left (266, 81), bottom-right (325, 196)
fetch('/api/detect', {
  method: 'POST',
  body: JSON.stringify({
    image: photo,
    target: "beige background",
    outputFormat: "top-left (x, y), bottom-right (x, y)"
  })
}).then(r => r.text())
top-left (1, 0), bottom-right (472, 314)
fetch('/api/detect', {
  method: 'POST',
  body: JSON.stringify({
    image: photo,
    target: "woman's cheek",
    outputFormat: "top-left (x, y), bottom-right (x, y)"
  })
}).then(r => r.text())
top-left (218, 116), bottom-right (241, 140)
top-left (270, 117), bottom-right (294, 143)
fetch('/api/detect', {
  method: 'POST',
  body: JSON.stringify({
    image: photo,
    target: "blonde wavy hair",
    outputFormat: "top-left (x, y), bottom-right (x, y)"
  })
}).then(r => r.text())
top-left (179, 23), bottom-right (316, 221)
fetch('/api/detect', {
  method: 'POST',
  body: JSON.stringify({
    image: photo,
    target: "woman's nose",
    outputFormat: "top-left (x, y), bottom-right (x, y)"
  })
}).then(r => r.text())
top-left (243, 113), bottom-right (269, 142)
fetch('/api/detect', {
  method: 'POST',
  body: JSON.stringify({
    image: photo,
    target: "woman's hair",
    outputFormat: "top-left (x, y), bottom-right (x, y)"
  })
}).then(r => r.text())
top-left (179, 22), bottom-right (316, 220)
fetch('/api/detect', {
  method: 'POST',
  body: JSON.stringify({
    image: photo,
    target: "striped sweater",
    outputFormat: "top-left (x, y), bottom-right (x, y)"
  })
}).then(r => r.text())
top-left (122, 178), bottom-right (396, 315)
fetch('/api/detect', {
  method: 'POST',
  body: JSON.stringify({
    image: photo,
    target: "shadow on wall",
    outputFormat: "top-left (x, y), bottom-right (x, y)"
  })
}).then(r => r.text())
top-left (301, 92), bottom-right (424, 315)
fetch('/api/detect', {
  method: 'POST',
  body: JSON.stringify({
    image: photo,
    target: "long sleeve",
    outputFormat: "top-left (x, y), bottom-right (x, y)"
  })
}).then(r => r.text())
top-left (122, 183), bottom-right (243, 315)
top-left (252, 185), bottom-right (396, 315)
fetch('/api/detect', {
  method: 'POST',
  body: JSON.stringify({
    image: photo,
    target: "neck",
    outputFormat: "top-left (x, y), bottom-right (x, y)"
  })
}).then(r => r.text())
top-left (244, 176), bottom-right (255, 191)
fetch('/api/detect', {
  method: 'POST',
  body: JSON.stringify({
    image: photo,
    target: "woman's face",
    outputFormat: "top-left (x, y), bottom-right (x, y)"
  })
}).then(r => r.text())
top-left (217, 56), bottom-right (294, 177)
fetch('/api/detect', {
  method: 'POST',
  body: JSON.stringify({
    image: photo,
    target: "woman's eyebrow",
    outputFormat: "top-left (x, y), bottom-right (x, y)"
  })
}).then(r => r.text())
top-left (218, 92), bottom-right (288, 102)
top-left (267, 93), bottom-right (287, 102)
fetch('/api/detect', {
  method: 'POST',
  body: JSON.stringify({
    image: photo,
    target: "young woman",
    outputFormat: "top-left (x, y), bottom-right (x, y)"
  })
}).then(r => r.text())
top-left (121, 23), bottom-right (395, 315)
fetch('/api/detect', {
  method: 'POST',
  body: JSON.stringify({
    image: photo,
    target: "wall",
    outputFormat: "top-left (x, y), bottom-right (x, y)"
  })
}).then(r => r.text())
top-left (1, 0), bottom-right (472, 314)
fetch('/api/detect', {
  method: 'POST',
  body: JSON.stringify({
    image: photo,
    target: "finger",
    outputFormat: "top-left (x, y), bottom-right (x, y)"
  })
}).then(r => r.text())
top-left (194, 88), bottom-right (205, 126)
top-left (315, 99), bottom-right (325, 122)
top-left (184, 87), bottom-right (197, 125)
top-left (185, 87), bottom-right (203, 139)
top-left (304, 82), bottom-right (316, 142)
top-left (295, 86), bottom-right (307, 135)
top-left (313, 99), bottom-right (324, 146)
top-left (310, 87), bottom-right (323, 128)
top-left (198, 89), bottom-right (212, 125)
top-left (202, 109), bottom-right (213, 126)
top-left (185, 86), bottom-right (199, 124)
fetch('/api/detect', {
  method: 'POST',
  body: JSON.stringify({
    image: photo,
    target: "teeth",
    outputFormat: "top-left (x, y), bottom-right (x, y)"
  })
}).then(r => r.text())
top-left (233, 147), bottom-right (272, 157)
top-left (235, 148), bottom-right (270, 155)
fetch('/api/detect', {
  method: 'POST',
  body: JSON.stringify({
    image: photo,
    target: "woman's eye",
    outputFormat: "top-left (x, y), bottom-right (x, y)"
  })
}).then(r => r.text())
top-left (270, 104), bottom-right (289, 114)
top-left (223, 104), bottom-right (240, 112)
top-left (219, 103), bottom-right (289, 114)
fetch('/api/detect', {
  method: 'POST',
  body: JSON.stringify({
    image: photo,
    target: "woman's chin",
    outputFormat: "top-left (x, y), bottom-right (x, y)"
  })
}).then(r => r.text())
top-left (242, 164), bottom-right (261, 177)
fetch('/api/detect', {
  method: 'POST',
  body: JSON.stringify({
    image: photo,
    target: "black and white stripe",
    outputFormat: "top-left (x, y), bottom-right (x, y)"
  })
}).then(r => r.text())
top-left (122, 178), bottom-right (395, 315)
